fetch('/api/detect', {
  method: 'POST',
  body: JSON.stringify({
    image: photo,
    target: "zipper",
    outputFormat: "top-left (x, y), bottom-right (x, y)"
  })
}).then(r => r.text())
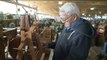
top-left (67, 31), bottom-right (75, 40)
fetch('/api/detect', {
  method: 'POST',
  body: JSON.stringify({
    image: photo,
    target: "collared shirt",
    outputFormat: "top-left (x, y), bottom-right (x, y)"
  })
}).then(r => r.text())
top-left (65, 18), bottom-right (85, 31)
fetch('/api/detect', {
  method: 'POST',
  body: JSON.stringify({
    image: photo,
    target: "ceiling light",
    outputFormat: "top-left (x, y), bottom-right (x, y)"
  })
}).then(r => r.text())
top-left (90, 7), bottom-right (95, 10)
top-left (58, 1), bottom-right (63, 5)
top-left (104, 14), bottom-right (107, 16)
top-left (99, 11), bottom-right (101, 14)
top-left (82, 13), bottom-right (85, 15)
top-left (89, 14), bottom-right (91, 16)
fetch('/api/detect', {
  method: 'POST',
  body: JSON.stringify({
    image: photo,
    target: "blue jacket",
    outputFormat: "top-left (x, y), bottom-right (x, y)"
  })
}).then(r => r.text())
top-left (49, 18), bottom-right (96, 60)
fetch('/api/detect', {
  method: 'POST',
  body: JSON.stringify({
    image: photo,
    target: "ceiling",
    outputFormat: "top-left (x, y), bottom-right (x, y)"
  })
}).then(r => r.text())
top-left (5, 0), bottom-right (107, 17)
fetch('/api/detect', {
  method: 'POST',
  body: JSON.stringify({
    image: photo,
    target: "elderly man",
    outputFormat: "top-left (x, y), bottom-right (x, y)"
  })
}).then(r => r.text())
top-left (46, 2), bottom-right (96, 60)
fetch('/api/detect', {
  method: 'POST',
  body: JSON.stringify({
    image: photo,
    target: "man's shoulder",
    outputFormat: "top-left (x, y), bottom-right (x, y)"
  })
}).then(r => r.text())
top-left (74, 19), bottom-right (96, 38)
top-left (76, 18), bottom-right (92, 30)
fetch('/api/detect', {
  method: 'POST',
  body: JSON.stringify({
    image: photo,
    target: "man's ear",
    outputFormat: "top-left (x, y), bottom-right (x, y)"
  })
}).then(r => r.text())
top-left (73, 14), bottom-right (78, 21)
top-left (74, 17), bottom-right (77, 21)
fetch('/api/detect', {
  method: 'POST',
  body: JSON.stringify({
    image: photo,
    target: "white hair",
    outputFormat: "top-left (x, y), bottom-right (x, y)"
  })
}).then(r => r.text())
top-left (60, 2), bottom-right (80, 17)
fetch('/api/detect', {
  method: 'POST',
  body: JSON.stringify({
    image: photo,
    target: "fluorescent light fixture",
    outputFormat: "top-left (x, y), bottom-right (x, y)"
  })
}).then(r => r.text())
top-left (82, 13), bottom-right (85, 15)
top-left (95, 14), bottom-right (97, 16)
top-left (104, 14), bottom-right (107, 16)
top-left (97, 16), bottom-right (101, 19)
top-left (89, 14), bottom-right (91, 16)
top-left (58, 1), bottom-right (63, 5)
top-left (90, 7), bottom-right (95, 10)
top-left (99, 11), bottom-right (101, 14)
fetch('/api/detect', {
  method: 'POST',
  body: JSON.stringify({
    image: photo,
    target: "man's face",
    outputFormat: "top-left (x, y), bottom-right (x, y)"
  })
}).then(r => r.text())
top-left (59, 10), bottom-right (71, 27)
top-left (59, 10), bottom-right (68, 21)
